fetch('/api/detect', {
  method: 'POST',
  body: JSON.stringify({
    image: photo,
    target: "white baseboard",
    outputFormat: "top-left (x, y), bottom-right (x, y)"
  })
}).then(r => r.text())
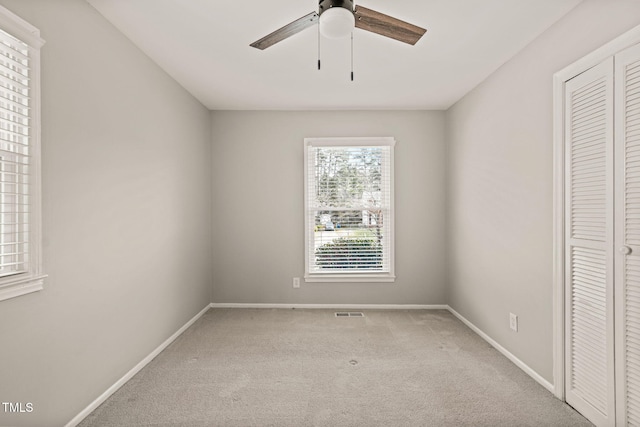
top-left (64, 304), bottom-right (211, 427)
top-left (447, 306), bottom-right (554, 393)
top-left (209, 303), bottom-right (449, 310)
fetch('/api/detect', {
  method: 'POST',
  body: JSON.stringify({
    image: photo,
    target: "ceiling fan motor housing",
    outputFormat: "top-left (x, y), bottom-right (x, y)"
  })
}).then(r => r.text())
top-left (318, 0), bottom-right (355, 39)
top-left (319, 0), bottom-right (354, 16)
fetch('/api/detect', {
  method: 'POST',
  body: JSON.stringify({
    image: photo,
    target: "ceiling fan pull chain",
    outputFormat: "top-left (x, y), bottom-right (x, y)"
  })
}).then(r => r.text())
top-left (318, 24), bottom-right (321, 70)
top-left (350, 31), bottom-right (354, 81)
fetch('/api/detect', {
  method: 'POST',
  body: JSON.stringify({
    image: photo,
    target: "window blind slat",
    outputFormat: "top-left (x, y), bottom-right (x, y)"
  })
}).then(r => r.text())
top-left (0, 48), bottom-right (28, 68)
top-left (0, 104), bottom-right (29, 120)
top-left (0, 111), bottom-right (28, 127)
top-left (0, 90), bottom-right (29, 108)
top-left (0, 31), bottom-right (29, 60)
top-left (0, 241), bottom-right (29, 247)
top-left (0, 61), bottom-right (28, 84)
top-left (0, 46), bottom-right (29, 67)
top-left (0, 72), bottom-right (28, 92)
top-left (0, 136), bottom-right (29, 149)
top-left (0, 79), bottom-right (29, 99)
top-left (0, 124), bottom-right (29, 140)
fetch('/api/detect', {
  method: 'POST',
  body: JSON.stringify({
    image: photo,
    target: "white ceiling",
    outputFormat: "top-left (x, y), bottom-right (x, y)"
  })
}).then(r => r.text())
top-left (86, 0), bottom-right (582, 110)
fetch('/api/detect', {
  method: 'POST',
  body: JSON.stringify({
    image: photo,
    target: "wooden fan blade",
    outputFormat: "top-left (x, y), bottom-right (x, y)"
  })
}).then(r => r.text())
top-left (354, 6), bottom-right (426, 45)
top-left (250, 11), bottom-right (319, 50)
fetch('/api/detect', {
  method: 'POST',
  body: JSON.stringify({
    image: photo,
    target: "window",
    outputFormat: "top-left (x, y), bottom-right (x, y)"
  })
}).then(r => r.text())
top-left (304, 137), bottom-right (395, 282)
top-left (0, 6), bottom-right (45, 302)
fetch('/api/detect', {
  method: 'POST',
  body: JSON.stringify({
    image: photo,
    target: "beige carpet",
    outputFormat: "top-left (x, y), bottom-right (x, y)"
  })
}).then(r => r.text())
top-left (79, 309), bottom-right (591, 426)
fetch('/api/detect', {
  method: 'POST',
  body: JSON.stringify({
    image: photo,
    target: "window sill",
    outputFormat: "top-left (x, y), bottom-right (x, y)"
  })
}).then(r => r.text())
top-left (0, 274), bottom-right (47, 302)
top-left (305, 274), bottom-right (396, 283)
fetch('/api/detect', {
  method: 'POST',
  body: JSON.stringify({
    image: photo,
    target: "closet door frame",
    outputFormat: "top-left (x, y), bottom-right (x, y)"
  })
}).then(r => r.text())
top-left (553, 24), bottom-right (640, 403)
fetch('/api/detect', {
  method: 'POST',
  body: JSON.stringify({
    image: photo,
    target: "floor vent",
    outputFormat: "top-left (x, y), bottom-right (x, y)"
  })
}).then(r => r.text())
top-left (335, 312), bottom-right (364, 317)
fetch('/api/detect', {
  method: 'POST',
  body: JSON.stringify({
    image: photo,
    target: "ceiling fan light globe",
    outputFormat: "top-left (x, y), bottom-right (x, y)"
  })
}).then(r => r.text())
top-left (319, 7), bottom-right (355, 39)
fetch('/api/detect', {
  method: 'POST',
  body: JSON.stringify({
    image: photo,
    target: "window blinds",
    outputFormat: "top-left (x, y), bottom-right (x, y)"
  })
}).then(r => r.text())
top-left (305, 139), bottom-right (394, 277)
top-left (0, 28), bottom-right (30, 278)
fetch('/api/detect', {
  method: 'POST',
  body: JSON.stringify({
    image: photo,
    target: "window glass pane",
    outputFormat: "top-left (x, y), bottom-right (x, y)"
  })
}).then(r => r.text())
top-left (313, 147), bottom-right (383, 209)
top-left (305, 139), bottom-right (394, 279)
top-left (312, 210), bottom-right (385, 271)
top-left (0, 27), bottom-right (29, 278)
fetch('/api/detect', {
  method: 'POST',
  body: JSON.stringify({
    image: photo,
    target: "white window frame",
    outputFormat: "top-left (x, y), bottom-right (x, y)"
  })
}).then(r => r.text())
top-left (304, 137), bottom-right (395, 283)
top-left (0, 5), bottom-right (46, 302)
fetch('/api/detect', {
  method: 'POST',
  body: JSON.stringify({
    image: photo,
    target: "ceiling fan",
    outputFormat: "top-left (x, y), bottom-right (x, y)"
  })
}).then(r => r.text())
top-left (250, 0), bottom-right (427, 53)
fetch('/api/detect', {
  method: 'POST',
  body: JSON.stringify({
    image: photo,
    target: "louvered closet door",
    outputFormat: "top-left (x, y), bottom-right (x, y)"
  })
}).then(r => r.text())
top-left (565, 57), bottom-right (615, 427)
top-left (615, 42), bottom-right (640, 427)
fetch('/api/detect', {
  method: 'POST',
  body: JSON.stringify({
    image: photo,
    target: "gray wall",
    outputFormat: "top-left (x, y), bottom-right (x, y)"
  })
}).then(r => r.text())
top-left (446, 0), bottom-right (640, 383)
top-left (211, 111), bottom-right (446, 305)
top-left (0, 1), bottom-right (212, 426)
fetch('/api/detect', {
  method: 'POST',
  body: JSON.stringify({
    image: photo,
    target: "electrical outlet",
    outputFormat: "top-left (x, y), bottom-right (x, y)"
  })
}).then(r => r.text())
top-left (293, 277), bottom-right (300, 289)
top-left (509, 313), bottom-right (518, 332)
